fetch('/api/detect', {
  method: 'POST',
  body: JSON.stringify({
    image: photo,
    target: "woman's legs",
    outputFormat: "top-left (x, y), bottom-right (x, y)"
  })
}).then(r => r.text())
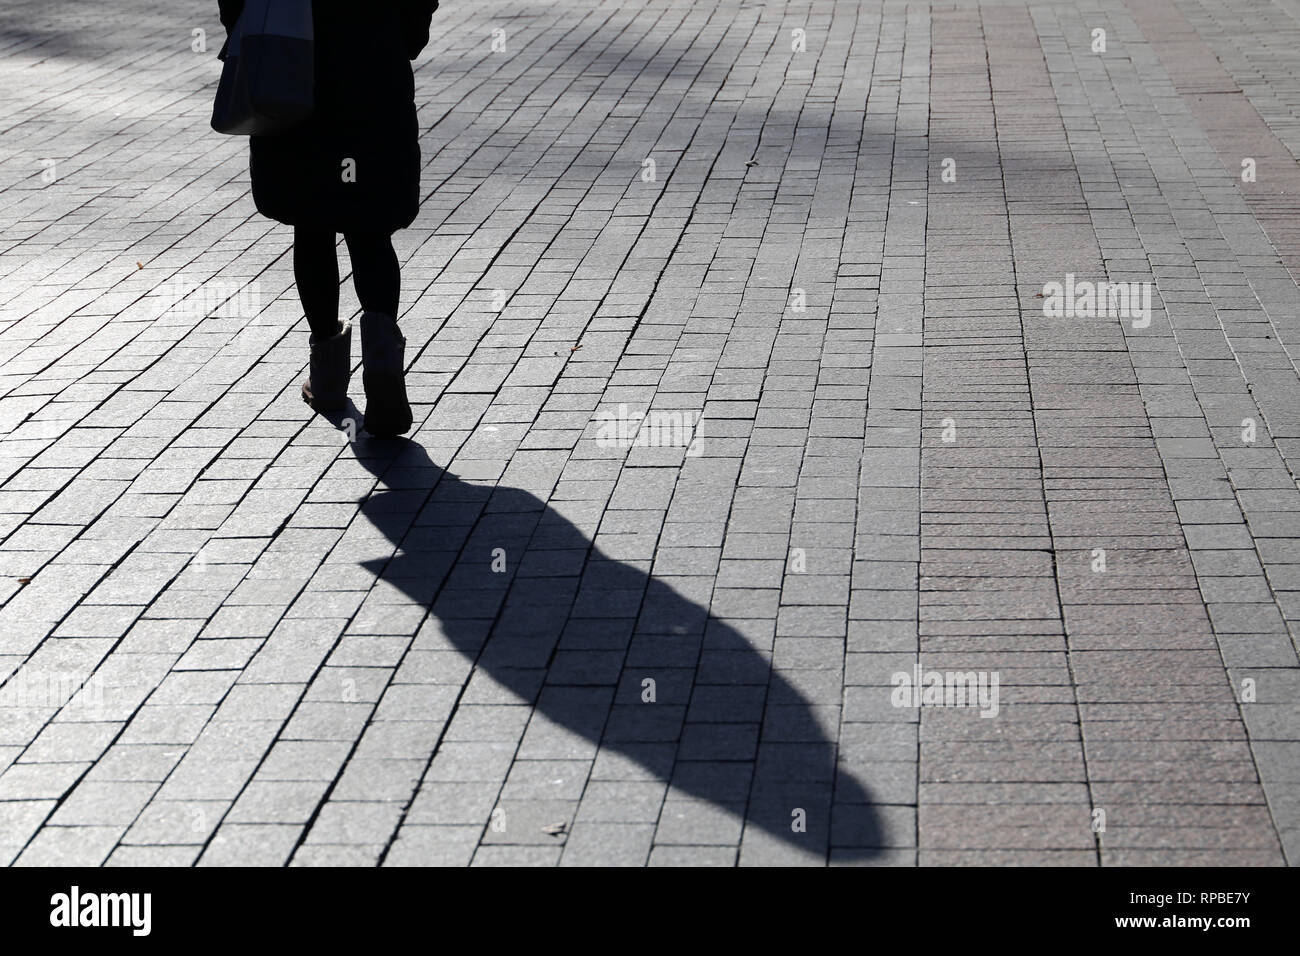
top-left (343, 230), bottom-right (400, 318)
top-left (297, 226), bottom-right (400, 325)
top-left (294, 225), bottom-right (351, 411)
top-left (296, 225), bottom-right (407, 431)
top-left (345, 230), bottom-right (410, 436)
top-left (293, 225), bottom-right (341, 338)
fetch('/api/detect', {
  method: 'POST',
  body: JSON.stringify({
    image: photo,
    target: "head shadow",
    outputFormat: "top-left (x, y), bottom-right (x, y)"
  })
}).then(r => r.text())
top-left (343, 429), bottom-right (884, 863)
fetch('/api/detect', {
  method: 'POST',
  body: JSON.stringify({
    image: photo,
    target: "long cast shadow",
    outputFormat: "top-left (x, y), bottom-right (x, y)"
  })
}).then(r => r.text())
top-left (345, 430), bottom-right (882, 863)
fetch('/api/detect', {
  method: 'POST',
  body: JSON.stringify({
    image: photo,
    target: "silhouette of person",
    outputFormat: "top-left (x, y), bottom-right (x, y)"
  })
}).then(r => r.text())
top-left (341, 435), bottom-right (883, 863)
top-left (216, 0), bottom-right (438, 436)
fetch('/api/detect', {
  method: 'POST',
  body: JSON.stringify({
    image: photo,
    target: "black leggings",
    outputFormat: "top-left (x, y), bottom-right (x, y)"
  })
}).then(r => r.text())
top-left (294, 226), bottom-right (400, 338)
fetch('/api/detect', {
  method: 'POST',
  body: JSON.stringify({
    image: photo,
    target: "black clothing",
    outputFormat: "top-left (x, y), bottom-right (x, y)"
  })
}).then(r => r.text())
top-left (218, 0), bottom-right (437, 232)
top-left (294, 227), bottom-right (400, 337)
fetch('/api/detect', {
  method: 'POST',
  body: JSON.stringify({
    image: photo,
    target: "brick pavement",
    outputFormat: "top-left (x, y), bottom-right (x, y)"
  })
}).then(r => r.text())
top-left (1, 0), bottom-right (1298, 866)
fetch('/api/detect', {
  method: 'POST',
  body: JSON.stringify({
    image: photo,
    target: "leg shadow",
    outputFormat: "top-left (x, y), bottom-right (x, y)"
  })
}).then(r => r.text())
top-left (343, 435), bottom-right (883, 863)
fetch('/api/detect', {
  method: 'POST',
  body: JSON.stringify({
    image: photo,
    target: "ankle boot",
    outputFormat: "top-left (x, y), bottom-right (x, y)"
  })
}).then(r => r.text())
top-left (359, 311), bottom-right (412, 436)
top-left (301, 318), bottom-right (352, 412)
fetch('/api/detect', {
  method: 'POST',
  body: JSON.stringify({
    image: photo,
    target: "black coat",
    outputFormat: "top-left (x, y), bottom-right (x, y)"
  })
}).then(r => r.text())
top-left (218, 0), bottom-right (437, 233)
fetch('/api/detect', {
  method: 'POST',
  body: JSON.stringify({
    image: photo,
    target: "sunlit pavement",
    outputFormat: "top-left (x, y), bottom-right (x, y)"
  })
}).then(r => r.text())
top-left (0, 0), bottom-right (1297, 866)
